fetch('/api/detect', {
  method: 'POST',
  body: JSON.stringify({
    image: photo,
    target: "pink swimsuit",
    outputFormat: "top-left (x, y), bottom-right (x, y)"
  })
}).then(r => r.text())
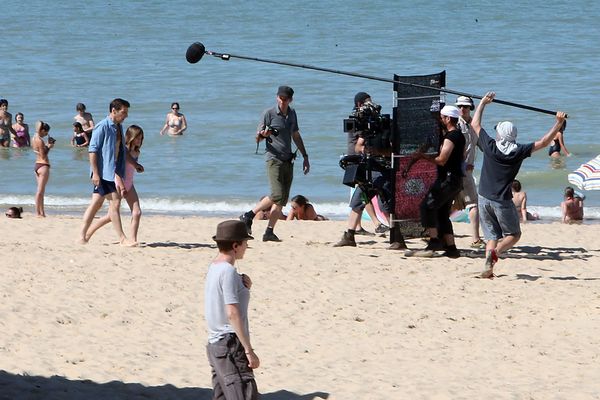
top-left (124, 157), bottom-right (137, 191)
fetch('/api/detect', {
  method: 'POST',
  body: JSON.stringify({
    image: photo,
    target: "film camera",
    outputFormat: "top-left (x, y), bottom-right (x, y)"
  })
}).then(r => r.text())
top-left (343, 100), bottom-right (391, 141)
top-left (264, 125), bottom-right (279, 143)
top-left (341, 100), bottom-right (392, 189)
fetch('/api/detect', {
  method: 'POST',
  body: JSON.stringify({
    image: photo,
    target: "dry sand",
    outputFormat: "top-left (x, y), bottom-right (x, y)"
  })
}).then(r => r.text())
top-left (1, 214), bottom-right (600, 399)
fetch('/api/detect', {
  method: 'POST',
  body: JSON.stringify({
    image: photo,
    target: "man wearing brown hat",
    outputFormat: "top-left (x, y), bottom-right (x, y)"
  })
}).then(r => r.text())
top-left (240, 85), bottom-right (310, 242)
top-left (205, 220), bottom-right (259, 399)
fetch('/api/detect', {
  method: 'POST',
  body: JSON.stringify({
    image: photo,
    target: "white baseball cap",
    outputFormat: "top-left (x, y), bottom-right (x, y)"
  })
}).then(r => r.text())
top-left (440, 105), bottom-right (460, 119)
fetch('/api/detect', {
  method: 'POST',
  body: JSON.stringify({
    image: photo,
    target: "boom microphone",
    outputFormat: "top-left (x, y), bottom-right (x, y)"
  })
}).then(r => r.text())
top-left (186, 42), bottom-right (206, 64)
top-left (185, 41), bottom-right (566, 117)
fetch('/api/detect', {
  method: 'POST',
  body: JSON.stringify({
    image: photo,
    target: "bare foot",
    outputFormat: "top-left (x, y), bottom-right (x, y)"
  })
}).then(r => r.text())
top-left (77, 237), bottom-right (89, 245)
top-left (119, 238), bottom-right (138, 247)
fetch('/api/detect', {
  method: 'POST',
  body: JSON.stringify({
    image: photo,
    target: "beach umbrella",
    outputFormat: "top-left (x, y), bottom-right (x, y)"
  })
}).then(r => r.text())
top-left (568, 155), bottom-right (600, 191)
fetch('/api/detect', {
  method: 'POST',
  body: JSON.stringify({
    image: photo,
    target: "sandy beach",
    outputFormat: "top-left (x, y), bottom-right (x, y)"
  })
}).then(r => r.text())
top-left (1, 214), bottom-right (600, 399)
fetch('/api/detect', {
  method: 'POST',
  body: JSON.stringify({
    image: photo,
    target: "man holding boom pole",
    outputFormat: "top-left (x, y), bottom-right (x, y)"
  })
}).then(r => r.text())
top-left (471, 92), bottom-right (567, 278)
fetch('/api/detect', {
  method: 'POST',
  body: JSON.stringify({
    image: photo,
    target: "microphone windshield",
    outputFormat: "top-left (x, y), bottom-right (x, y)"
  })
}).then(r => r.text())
top-left (186, 42), bottom-right (206, 64)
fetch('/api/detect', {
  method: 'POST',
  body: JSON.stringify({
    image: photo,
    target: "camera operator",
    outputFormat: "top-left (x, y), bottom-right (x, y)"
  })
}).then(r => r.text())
top-left (239, 85), bottom-right (310, 242)
top-left (334, 93), bottom-right (394, 248)
top-left (343, 92), bottom-right (390, 237)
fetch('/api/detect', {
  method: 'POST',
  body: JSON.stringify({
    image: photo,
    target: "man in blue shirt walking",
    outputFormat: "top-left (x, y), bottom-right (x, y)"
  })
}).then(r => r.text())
top-left (79, 98), bottom-right (132, 245)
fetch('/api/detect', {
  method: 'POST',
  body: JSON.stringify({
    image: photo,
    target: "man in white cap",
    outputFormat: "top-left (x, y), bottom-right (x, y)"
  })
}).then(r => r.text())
top-left (455, 96), bottom-right (484, 248)
top-left (471, 92), bottom-right (567, 278)
top-left (409, 105), bottom-right (466, 257)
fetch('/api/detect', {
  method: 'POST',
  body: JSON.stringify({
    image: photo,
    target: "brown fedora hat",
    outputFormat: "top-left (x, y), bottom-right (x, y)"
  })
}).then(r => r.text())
top-left (213, 220), bottom-right (254, 241)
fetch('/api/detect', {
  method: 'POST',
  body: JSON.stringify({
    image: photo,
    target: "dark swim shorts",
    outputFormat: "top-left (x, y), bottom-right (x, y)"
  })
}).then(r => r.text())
top-left (93, 179), bottom-right (117, 196)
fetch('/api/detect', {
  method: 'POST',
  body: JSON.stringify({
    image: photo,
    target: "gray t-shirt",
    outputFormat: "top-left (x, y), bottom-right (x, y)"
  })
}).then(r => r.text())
top-left (458, 117), bottom-right (478, 166)
top-left (259, 104), bottom-right (299, 162)
top-left (204, 261), bottom-right (250, 344)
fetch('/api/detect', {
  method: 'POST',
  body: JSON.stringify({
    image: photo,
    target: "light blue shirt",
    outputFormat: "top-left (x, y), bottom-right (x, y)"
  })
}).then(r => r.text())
top-left (205, 261), bottom-right (250, 344)
top-left (88, 116), bottom-right (126, 181)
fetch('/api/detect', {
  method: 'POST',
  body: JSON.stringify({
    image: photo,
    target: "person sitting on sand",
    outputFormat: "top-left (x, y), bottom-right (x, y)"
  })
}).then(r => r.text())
top-left (286, 194), bottom-right (327, 221)
top-left (511, 179), bottom-right (539, 222)
top-left (253, 196), bottom-right (286, 221)
top-left (561, 186), bottom-right (584, 223)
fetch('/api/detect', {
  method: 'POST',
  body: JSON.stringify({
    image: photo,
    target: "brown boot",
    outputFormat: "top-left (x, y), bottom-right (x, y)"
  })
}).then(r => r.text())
top-left (333, 231), bottom-right (356, 247)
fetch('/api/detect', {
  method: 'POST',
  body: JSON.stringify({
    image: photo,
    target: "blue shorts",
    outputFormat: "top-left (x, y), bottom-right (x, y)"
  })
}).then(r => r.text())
top-left (93, 179), bottom-right (117, 196)
top-left (478, 195), bottom-right (521, 241)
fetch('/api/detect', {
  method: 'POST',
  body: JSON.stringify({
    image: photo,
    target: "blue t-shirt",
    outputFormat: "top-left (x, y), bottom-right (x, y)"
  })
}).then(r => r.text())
top-left (477, 128), bottom-right (534, 201)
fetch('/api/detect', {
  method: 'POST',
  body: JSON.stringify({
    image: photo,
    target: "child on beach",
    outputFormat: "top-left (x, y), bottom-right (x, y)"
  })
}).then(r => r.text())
top-left (561, 186), bottom-right (584, 223)
top-left (286, 194), bottom-right (327, 221)
top-left (511, 180), bottom-right (539, 222)
top-left (71, 122), bottom-right (89, 147)
top-left (85, 125), bottom-right (145, 244)
top-left (32, 121), bottom-right (54, 217)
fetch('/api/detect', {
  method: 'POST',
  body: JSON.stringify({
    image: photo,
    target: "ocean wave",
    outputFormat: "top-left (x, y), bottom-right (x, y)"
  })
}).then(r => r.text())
top-left (2, 194), bottom-right (599, 221)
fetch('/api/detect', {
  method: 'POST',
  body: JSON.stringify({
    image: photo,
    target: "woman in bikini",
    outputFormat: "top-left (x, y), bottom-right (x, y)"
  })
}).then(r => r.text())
top-left (0, 99), bottom-right (16, 148)
top-left (286, 195), bottom-right (327, 221)
top-left (159, 102), bottom-right (187, 136)
top-left (32, 121), bottom-right (54, 217)
top-left (11, 112), bottom-right (31, 148)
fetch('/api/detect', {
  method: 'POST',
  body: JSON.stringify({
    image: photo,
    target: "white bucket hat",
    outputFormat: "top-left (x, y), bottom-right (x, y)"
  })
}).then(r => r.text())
top-left (455, 96), bottom-right (474, 110)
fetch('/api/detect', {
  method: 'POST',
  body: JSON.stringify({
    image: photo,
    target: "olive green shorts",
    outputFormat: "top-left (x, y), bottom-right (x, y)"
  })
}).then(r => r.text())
top-left (267, 159), bottom-right (293, 206)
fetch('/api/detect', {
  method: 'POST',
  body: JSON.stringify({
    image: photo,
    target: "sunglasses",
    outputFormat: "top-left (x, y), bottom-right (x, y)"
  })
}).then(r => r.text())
top-left (457, 105), bottom-right (471, 109)
top-left (172, 107), bottom-right (179, 110)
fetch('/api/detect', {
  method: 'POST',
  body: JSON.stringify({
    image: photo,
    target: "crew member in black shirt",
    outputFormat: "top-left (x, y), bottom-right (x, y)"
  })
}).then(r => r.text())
top-left (409, 105), bottom-right (465, 258)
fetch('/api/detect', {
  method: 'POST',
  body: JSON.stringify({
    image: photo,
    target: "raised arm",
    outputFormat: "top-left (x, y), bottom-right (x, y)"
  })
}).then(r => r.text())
top-left (471, 91), bottom-right (495, 136)
top-left (532, 112), bottom-right (567, 153)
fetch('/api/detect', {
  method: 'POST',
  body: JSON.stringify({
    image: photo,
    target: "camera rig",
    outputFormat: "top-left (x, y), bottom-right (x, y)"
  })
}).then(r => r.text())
top-left (340, 100), bottom-right (392, 193)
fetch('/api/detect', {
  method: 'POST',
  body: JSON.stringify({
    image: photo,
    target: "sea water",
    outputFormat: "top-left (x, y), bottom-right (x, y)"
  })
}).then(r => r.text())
top-left (1, 0), bottom-right (599, 220)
